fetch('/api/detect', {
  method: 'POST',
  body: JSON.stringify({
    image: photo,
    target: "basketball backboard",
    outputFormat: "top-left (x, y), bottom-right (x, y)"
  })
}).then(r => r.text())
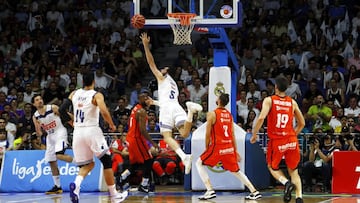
top-left (132, 0), bottom-right (242, 28)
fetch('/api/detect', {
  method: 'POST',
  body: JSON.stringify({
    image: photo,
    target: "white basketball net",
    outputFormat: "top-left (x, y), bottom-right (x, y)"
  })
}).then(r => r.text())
top-left (168, 14), bottom-right (196, 45)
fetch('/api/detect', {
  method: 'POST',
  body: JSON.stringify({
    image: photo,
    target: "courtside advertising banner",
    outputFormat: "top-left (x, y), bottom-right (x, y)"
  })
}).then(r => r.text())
top-left (332, 151), bottom-right (360, 194)
top-left (191, 123), bottom-right (246, 190)
top-left (0, 150), bottom-right (102, 192)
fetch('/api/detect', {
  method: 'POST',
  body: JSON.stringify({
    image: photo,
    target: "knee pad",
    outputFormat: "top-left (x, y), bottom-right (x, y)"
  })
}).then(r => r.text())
top-left (100, 154), bottom-right (112, 169)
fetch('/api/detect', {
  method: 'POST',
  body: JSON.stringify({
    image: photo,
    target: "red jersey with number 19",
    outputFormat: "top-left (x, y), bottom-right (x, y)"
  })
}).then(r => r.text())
top-left (267, 95), bottom-right (295, 139)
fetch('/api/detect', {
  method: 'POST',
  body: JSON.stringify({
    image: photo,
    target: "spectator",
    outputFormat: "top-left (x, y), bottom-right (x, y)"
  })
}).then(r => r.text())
top-left (246, 82), bottom-right (261, 104)
top-left (152, 139), bottom-right (184, 185)
top-left (326, 78), bottom-right (345, 107)
top-left (42, 82), bottom-right (63, 105)
top-left (344, 94), bottom-right (360, 119)
top-left (329, 106), bottom-right (344, 133)
top-left (23, 83), bottom-right (36, 104)
top-left (305, 94), bottom-right (333, 132)
top-left (302, 79), bottom-right (323, 112)
top-left (17, 103), bottom-right (35, 132)
top-left (238, 97), bottom-right (259, 122)
top-left (284, 73), bottom-right (302, 100)
top-left (0, 78), bottom-right (9, 95)
top-left (110, 130), bottom-right (129, 189)
top-left (113, 97), bottom-right (131, 125)
top-left (129, 82), bottom-right (147, 107)
top-left (303, 58), bottom-right (323, 83)
top-left (188, 77), bottom-right (207, 104)
top-left (0, 117), bottom-right (13, 151)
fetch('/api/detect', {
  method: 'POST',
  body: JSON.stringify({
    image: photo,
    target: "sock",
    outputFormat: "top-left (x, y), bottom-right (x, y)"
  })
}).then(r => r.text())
top-left (121, 169), bottom-right (131, 180)
top-left (141, 178), bottom-right (149, 187)
top-left (279, 176), bottom-right (289, 185)
top-left (187, 111), bottom-right (194, 122)
top-left (53, 175), bottom-right (61, 187)
top-left (175, 148), bottom-right (186, 161)
top-left (74, 175), bottom-right (84, 195)
top-left (195, 158), bottom-right (212, 191)
top-left (231, 170), bottom-right (256, 193)
top-left (108, 184), bottom-right (117, 196)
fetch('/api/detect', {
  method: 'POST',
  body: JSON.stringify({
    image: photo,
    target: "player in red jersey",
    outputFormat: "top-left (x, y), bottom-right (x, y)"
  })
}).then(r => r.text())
top-left (251, 76), bottom-right (305, 203)
top-left (124, 91), bottom-right (158, 193)
top-left (196, 93), bottom-right (261, 200)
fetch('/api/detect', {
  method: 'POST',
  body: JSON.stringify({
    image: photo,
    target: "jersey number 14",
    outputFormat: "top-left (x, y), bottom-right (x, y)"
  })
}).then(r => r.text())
top-left (75, 109), bottom-right (85, 123)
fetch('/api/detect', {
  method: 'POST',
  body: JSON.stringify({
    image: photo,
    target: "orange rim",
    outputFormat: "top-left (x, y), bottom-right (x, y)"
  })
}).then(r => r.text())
top-left (167, 13), bottom-right (196, 26)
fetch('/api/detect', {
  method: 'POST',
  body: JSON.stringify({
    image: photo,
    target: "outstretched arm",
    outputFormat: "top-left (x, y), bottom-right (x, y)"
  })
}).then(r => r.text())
top-left (140, 32), bottom-right (164, 82)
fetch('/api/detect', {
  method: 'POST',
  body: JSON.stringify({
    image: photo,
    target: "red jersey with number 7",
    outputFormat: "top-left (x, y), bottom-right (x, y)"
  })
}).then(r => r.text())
top-left (267, 95), bottom-right (295, 139)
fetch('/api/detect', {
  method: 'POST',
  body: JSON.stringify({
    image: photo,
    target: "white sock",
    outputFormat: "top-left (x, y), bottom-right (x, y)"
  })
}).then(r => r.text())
top-left (231, 170), bottom-right (256, 192)
top-left (141, 178), bottom-right (149, 186)
top-left (175, 148), bottom-right (186, 161)
top-left (74, 175), bottom-right (84, 195)
top-left (187, 111), bottom-right (194, 122)
top-left (195, 158), bottom-right (212, 191)
top-left (121, 169), bottom-right (131, 180)
top-left (279, 176), bottom-right (288, 185)
top-left (108, 184), bottom-right (117, 196)
top-left (53, 175), bottom-right (61, 187)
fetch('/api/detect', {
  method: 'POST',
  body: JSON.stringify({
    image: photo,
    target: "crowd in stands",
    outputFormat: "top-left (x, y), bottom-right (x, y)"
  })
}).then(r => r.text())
top-left (0, 0), bottom-right (360, 189)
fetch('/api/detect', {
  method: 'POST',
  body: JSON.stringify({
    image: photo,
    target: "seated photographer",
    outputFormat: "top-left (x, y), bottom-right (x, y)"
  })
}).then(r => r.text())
top-left (30, 132), bottom-right (46, 150)
top-left (303, 131), bottom-right (339, 192)
top-left (13, 129), bottom-right (33, 150)
top-left (338, 125), bottom-right (359, 151)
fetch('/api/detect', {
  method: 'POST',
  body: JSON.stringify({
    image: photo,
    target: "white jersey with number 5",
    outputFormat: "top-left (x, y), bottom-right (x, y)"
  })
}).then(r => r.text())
top-left (72, 89), bottom-right (99, 127)
top-left (158, 74), bottom-right (179, 105)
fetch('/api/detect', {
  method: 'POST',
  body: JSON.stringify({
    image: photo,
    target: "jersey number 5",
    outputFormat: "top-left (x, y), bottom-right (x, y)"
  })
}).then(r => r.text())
top-left (276, 113), bottom-right (289, 128)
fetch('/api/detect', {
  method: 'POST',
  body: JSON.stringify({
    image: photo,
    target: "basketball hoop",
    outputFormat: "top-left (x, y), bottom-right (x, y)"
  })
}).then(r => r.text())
top-left (167, 13), bottom-right (197, 45)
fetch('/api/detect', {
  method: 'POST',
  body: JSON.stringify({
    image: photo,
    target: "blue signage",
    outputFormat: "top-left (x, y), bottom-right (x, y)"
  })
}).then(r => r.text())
top-left (0, 150), bottom-right (102, 192)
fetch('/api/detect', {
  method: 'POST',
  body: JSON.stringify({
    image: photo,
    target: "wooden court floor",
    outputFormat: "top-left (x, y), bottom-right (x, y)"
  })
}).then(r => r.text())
top-left (0, 185), bottom-right (358, 203)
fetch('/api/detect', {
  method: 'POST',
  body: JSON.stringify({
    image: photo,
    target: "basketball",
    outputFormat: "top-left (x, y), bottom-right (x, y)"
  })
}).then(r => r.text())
top-left (131, 14), bottom-right (146, 29)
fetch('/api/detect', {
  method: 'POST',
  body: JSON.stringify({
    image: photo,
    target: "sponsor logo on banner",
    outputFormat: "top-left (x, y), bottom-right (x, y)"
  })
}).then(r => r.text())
top-left (0, 150), bottom-right (101, 192)
top-left (12, 158), bottom-right (80, 183)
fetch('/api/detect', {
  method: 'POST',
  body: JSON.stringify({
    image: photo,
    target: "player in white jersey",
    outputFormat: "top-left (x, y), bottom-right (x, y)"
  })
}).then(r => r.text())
top-left (32, 95), bottom-right (74, 194)
top-left (63, 72), bottom-right (128, 203)
top-left (141, 32), bottom-right (203, 174)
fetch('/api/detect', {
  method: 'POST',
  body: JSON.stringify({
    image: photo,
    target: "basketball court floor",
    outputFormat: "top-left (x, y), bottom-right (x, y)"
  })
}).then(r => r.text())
top-left (0, 185), bottom-right (358, 203)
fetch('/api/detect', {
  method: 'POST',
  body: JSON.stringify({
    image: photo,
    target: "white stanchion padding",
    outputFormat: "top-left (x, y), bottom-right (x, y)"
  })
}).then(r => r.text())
top-left (208, 66), bottom-right (231, 112)
top-left (191, 123), bottom-right (246, 190)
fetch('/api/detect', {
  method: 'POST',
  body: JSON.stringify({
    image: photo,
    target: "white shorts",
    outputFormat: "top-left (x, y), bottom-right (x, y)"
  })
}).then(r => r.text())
top-left (72, 126), bottom-right (109, 166)
top-left (159, 102), bottom-right (187, 133)
top-left (45, 127), bottom-right (68, 162)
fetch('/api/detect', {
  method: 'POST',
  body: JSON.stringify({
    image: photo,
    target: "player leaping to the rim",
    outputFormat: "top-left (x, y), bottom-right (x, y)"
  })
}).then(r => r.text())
top-left (140, 32), bottom-right (202, 174)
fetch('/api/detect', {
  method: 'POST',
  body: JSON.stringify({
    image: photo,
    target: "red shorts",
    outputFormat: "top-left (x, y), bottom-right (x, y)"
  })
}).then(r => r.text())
top-left (266, 136), bottom-right (300, 170)
top-left (200, 145), bottom-right (239, 172)
top-left (126, 136), bottom-right (152, 164)
top-left (112, 153), bottom-right (124, 173)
